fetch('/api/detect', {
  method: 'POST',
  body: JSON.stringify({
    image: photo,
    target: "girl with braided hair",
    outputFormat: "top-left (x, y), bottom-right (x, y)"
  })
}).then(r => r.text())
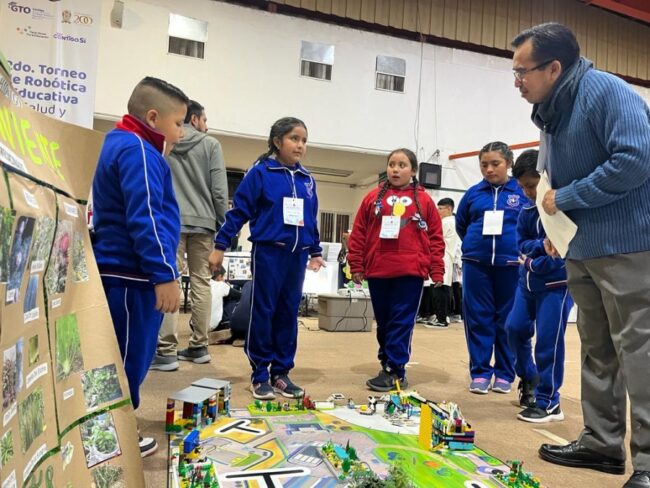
top-left (347, 148), bottom-right (445, 392)
top-left (455, 141), bottom-right (528, 395)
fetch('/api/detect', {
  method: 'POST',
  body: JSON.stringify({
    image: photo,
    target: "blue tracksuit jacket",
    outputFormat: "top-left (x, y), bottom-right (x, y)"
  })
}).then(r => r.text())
top-left (516, 205), bottom-right (567, 291)
top-left (456, 177), bottom-right (528, 266)
top-left (215, 158), bottom-right (321, 256)
top-left (93, 124), bottom-right (180, 285)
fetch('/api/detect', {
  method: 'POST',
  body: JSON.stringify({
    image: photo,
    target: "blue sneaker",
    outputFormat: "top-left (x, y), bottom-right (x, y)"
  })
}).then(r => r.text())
top-left (272, 374), bottom-right (304, 399)
top-left (492, 378), bottom-right (512, 394)
top-left (250, 382), bottom-right (275, 400)
top-left (469, 377), bottom-right (491, 394)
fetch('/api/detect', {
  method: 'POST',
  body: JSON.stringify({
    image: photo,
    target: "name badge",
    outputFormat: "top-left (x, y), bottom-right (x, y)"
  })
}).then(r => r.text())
top-left (380, 216), bottom-right (400, 239)
top-left (283, 197), bottom-right (304, 226)
top-left (482, 210), bottom-right (504, 235)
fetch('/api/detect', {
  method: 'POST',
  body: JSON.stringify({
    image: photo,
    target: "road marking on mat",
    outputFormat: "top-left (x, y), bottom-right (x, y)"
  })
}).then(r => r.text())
top-left (533, 429), bottom-right (569, 445)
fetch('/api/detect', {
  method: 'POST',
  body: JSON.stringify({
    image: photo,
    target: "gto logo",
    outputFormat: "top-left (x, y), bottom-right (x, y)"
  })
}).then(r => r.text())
top-left (8, 2), bottom-right (31, 14)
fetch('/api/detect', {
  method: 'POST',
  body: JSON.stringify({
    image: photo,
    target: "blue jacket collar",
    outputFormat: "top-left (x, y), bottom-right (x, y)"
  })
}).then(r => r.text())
top-left (263, 157), bottom-right (311, 177)
top-left (477, 177), bottom-right (518, 191)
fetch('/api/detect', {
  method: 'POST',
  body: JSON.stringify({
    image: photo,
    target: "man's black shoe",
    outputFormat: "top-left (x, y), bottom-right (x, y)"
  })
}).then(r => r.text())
top-left (538, 440), bottom-right (625, 475)
top-left (624, 471), bottom-right (650, 488)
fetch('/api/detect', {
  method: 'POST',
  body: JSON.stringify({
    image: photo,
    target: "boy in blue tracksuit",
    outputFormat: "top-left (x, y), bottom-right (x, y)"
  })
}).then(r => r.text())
top-left (209, 117), bottom-right (325, 401)
top-left (92, 77), bottom-right (188, 456)
top-left (506, 150), bottom-right (573, 423)
top-left (456, 142), bottom-right (527, 395)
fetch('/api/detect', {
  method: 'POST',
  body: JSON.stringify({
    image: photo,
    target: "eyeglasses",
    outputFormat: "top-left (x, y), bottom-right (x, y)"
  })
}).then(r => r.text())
top-left (512, 59), bottom-right (554, 81)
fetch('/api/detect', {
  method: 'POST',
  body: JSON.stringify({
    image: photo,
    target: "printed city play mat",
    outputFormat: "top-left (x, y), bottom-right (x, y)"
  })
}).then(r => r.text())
top-left (168, 407), bottom-right (529, 488)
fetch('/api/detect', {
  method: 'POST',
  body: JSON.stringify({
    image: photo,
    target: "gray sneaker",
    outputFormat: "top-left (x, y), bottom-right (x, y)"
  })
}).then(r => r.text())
top-left (178, 346), bottom-right (211, 364)
top-left (149, 354), bottom-right (179, 372)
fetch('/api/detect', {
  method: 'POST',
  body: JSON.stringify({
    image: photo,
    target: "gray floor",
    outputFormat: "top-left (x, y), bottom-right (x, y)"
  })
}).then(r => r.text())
top-left (138, 315), bottom-right (630, 488)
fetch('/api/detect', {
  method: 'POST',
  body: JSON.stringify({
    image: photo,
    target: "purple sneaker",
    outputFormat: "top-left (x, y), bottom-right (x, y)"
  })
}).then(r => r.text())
top-left (492, 378), bottom-right (512, 394)
top-left (469, 377), bottom-right (491, 394)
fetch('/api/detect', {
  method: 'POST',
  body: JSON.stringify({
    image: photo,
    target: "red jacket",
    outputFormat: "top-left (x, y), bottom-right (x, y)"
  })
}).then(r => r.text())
top-left (348, 184), bottom-right (444, 281)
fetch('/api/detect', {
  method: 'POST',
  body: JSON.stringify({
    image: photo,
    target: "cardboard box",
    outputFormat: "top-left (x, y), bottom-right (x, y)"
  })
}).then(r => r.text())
top-left (317, 294), bottom-right (374, 332)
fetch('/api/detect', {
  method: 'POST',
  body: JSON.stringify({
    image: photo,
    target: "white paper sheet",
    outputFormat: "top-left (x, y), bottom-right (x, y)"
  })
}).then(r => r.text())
top-left (536, 172), bottom-right (577, 258)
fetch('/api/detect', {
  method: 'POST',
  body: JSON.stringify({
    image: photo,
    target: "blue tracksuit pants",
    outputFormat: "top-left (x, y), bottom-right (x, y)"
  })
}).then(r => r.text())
top-left (462, 261), bottom-right (518, 382)
top-left (246, 244), bottom-right (307, 384)
top-left (103, 280), bottom-right (162, 410)
top-left (368, 276), bottom-right (423, 380)
top-left (506, 285), bottom-right (573, 409)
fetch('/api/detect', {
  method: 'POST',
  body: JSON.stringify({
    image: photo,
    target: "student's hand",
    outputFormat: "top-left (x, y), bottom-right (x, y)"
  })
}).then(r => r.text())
top-left (352, 272), bottom-right (364, 284)
top-left (154, 281), bottom-right (180, 313)
top-left (308, 256), bottom-right (326, 272)
top-left (542, 189), bottom-right (558, 215)
top-left (518, 254), bottom-right (527, 265)
top-left (433, 281), bottom-right (443, 288)
top-left (209, 249), bottom-right (225, 273)
top-left (543, 238), bottom-right (560, 258)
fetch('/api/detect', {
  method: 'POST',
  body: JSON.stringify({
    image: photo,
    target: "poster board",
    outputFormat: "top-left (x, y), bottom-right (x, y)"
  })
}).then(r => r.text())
top-left (0, 65), bottom-right (144, 487)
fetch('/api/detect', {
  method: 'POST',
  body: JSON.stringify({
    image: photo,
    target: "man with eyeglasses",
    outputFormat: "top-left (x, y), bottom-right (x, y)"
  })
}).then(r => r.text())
top-left (511, 22), bottom-right (650, 488)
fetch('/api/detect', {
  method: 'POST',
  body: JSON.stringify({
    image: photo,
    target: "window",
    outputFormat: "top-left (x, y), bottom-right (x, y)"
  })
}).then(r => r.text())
top-left (226, 170), bottom-right (245, 200)
top-left (300, 41), bottom-right (334, 81)
top-left (168, 13), bottom-right (207, 59)
top-left (375, 55), bottom-right (406, 92)
top-left (319, 211), bottom-right (350, 243)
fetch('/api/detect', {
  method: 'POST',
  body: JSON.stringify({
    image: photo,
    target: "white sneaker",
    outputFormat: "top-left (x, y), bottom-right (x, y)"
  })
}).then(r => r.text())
top-left (139, 435), bottom-right (158, 457)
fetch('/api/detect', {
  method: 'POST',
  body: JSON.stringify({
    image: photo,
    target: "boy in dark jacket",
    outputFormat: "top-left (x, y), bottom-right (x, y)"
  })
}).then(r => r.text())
top-left (92, 76), bottom-right (188, 456)
top-left (506, 150), bottom-right (573, 423)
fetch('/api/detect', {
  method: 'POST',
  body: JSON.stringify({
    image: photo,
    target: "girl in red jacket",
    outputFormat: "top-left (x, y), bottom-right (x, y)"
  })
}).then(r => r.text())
top-left (348, 148), bottom-right (445, 391)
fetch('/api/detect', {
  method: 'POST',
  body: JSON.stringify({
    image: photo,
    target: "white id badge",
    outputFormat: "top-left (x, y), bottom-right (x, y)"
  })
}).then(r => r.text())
top-left (283, 197), bottom-right (304, 226)
top-left (379, 216), bottom-right (400, 239)
top-left (482, 210), bottom-right (504, 235)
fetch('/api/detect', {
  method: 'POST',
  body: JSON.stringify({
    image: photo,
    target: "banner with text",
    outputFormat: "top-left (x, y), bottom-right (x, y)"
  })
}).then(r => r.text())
top-left (0, 0), bottom-right (101, 128)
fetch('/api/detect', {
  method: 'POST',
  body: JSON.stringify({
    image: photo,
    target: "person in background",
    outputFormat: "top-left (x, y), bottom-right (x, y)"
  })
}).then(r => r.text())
top-left (151, 100), bottom-right (228, 372)
top-left (426, 197), bottom-right (459, 328)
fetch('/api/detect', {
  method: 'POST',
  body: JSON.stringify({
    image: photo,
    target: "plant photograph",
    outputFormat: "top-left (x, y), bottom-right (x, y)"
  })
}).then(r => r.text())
top-left (92, 464), bottom-right (125, 488)
top-left (45, 220), bottom-right (71, 296)
top-left (2, 339), bottom-right (23, 409)
top-left (0, 429), bottom-right (14, 468)
top-left (80, 412), bottom-right (121, 468)
top-left (72, 231), bottom-right (89, 283)
top-left (0, 206), bottom-right (15, 283)
top-left (81, 364), bottom-right (123, 410)
top-left (18, 386), bottom-right (45, 453)
top-left (29, 216), bottom-right (55, 274)
top-left (55, 313), bottom-right (84, 382)
top-left (23, 274), bottom-right (39, 315)
top-left (6, 216), bottom-right (36, 304)
top-left (28, 335), bottom-right (39, 367)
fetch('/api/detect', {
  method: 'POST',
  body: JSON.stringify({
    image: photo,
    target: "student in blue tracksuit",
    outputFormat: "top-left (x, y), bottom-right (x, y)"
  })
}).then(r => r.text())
top-left (92, 77), bottom-right (188, 457)
top-left (506, 150), bottom-right (573, 423)
top-left (456, 141), bottom-right (527, 395)
top-left (209, 117), bottom-right (325, 401)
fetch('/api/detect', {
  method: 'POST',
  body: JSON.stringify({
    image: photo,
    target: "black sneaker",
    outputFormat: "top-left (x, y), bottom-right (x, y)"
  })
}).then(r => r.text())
top-left (517, 378), bottom-right (537, 408)
top-left (139, 435), bottom-right (158, 458)
top-left (517, 403), bottom-right (564, 423)
top-left (250, 382), bottom-right (276, 400)
top-left (272, 374), bottom-right (304, 398)
top-left (178, 346), bottom-right (211, 364)
top-left (366, 370), bottom-right (408, 392)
